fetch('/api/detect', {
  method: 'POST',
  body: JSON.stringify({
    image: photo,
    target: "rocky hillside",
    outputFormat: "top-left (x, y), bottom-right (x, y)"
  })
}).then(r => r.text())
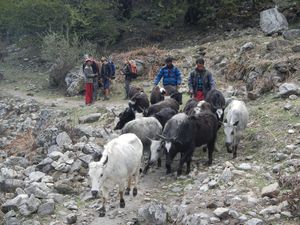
top-left (0, 11), bottom-right (300, 225)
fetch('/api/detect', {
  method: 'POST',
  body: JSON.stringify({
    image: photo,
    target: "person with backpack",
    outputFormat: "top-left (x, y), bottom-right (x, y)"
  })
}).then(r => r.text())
top-left (100, 57), bottom-right (112, 101)
top-left (83, 58), bottom-right (98, 105)
top-left (154, 57), bottom-right (182, 90)
top-left (188, 58), bottom-right (216, 101)
top-left (121, 59), bottom-right (137, 100)
top-left (108, 57), bottom-right (116, 80)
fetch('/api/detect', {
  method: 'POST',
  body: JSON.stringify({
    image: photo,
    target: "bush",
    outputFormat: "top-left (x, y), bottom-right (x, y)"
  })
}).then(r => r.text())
top-left (42, 33), bottom-right (81, 88)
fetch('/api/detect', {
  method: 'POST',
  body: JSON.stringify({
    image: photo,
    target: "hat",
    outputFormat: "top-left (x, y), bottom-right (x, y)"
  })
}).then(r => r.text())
top-left (165, 57), bottom-right (173, 63)
top-left (101, 56), bottom-right (107, 61)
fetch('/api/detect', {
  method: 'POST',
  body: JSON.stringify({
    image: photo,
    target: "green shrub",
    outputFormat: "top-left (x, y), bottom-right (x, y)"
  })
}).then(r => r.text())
top-left (41, 32), bottom-right (81, 88)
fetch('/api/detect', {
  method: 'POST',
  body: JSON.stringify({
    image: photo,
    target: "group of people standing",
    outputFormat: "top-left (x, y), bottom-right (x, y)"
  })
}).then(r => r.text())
top-left (83, 55), bottom-right (216, 105)
top-left (154, 57), bottom-right (216, 101)
top-left (83, 56), bottom-right (115, 105)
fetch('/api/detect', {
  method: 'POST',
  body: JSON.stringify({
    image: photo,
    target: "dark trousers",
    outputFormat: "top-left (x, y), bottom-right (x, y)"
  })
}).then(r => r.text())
top-left (125, 77), bottom-right (131, 98)
top-left (93, 81), bottom-right (98, 101)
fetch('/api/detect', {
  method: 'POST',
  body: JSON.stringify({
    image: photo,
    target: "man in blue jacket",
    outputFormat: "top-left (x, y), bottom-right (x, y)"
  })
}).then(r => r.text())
top-left (154, 57), bottom-right (182, 90)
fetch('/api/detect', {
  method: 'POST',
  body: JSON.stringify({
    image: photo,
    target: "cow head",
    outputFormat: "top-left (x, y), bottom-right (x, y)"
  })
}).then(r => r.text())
top-left (88, 154), bottom-right (109, 198)
top-left (224, 119), bottom-right (239, 153)
top-left (194, 100), bottom-right (211, 115)
top-left (114, 107), bottom-right (135, 130)
top-left (149, 139), bottom-right (165, 164)
top-left (170, 92), bottom-right (183, 105)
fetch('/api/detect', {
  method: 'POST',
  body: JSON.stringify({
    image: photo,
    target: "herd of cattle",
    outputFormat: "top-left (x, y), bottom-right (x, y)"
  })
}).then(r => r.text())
top-left (88, 86), bottom-right (249, 217)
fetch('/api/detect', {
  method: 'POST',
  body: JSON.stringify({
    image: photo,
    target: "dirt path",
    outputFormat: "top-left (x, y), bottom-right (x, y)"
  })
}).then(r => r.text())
top-left (0, 87), bottom-right (127, 110)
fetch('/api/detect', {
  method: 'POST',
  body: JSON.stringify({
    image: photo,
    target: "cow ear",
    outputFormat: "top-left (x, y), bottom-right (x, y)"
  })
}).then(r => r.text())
top-left (103, 155), bottom-right (108, 166)
top-left (233, 121), bottom-right (239, 126)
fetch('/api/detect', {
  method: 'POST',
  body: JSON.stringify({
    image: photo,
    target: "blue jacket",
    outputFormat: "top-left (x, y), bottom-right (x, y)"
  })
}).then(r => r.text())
top-left (154, 65), bottom-right (182, 86)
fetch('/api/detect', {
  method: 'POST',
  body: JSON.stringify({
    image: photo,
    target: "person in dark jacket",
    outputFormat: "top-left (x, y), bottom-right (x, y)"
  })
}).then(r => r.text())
top-left (82, 58), bottom-right (99, 103)
top-left (154, 57), bottom-right (182, 90)
top-left (188, 58), bottom-right (216, 101)
top-left (121, 59), bottom-right (134, 100)
top-left (100, 57), bottom-right (111, 101)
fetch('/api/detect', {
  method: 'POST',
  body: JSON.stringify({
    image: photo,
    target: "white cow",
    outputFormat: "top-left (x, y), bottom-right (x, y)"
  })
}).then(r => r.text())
top-left (88, 133), bottom-right (143, 217)
top-left (224, 100), bottom-right (249, 158)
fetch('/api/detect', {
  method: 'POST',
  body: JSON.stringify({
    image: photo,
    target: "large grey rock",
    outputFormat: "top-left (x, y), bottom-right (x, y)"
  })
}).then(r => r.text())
top-left (245, 218), bottom-right (264, 225)
top-left (2, 194), bottom-right (29, 213)
top-left (18, 194), bottom-right (41, 216)
top-left (82, 142), bottom-right (103, 154)
top-left (138, 202), bottom-right (167, 225)
top-left (25, 182), bottom-right (51, 199)
top-left (4, 217), bottom-right (20, 225)
top-left (56, 132), bottom-right (72, 148)
top-left (66, 213), bottom-right (77, 224)
top-left (260, 8), bottom-right (288, 35)
top-left (283, 29), bottom-right (300, 40)
top-left (28, 171), bottom-right (45, 182)
top-left (278, 83), bottom-right (300, 98)
top-left (1, 168), bottom-right (19, 179)
top-left (54, 180), bottom-right (76, 194)
top-left (261, 182), bottom-right (280, 198)
top-left (37, 199), bottom-right (55, 216)
top-left (266, 40), bottom-right (290, 51)
top-left (4, 156), bottom-right (29, 168)
top-left (36, 127), bottom-right (59, 147)
top-left (0, 179), bottom-right (25, 193)
top-left (78, 113), bottom-right (101, 124)
top-left (65, 67), bottom-right (85, 96)
top-left (292, 45), bottom-right (300, 52)
top-left (213, 207), bottom-right (229, 219)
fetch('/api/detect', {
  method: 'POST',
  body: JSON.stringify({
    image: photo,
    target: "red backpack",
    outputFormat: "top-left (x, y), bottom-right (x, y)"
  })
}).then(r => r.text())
top-left (129, 60), bottom-right (138, 78)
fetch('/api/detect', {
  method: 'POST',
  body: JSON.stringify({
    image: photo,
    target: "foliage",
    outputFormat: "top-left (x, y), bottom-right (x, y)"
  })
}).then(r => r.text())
top-left (41, 32), bottom-right (81, 87)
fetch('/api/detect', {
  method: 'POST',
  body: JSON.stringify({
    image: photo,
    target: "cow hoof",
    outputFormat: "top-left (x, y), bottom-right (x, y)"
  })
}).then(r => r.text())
top-left (120, 199), bottom-right (125, 208)
top-left (133, 188), bottom-right (138, 197)
top-left (99, 207), bottom-right (106, 217)
top-left (125, 187), bottom-right (130, 195)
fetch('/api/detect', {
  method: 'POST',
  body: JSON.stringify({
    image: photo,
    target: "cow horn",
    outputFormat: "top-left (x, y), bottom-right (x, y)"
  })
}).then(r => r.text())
top-left (156, 134), bottom-right (167, 140)
top-left (103, 155), bottom-right (108, 165)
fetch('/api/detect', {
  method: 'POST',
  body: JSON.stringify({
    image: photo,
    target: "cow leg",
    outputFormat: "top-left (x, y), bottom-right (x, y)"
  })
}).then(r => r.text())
top-left (125, 178), bottom-right (131, 195)
top-left (133, 167), bottom-right (139, 197)
top-left (206, 142), bottom-right (215, 166)
top-left (177, 150), bottom-right (192, 176)
top-left (119, 191), bottom-right (125, 208)
top-left (233, 145), bottom-right (238, 158)
top-left (99, 190), bottom-right (108, 217)
top-left (157, 157), bottom-right (162, 167)
top-left (166, 152), bottom-right (176, 174)
top-left (186, 154), bottom-right (193, 174)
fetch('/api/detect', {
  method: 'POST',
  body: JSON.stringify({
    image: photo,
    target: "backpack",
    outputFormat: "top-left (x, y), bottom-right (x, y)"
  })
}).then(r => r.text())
top-left (129, 60), bottom-right (138, 78)
top-left (108, 61), bottom-right (116, 79)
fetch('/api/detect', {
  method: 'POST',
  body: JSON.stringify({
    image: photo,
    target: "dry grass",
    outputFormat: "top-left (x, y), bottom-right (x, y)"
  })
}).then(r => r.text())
top-left (4, 129), bottom-right (37, 160)
top-left (278, 172), bottom-right (300, 217)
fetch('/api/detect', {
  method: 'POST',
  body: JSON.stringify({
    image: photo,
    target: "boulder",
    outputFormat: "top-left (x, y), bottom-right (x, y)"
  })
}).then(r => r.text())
top-left (292, 45), bottom-right (300, 53)
top-left (278, 83), bottom-right (300, 98)
top-left (66, 213), bottom-right (77, 224)
top-left (261, 182), bottom-right (280, 198)
top-left (283, 29), bottom-right (300, 41)
top-left (78, 113), bottom-right (101, 124)
top-left (0, 179), bottom-right (25, 193)
top-left (260, 8), bottom-right (288, 35)
top-left (18, 194), bottom-right (41, 216)
top-left (28, 171), bottom-right (46, 183)
top-left (37, 199), bottom-right (55, 216)
top-left (138, 202), bottom-right (167, 225)
top-left (245, 218), bottom-right (264, 225)
top-left (213, 207), bottom-right (229, 219)
top-left (56, 132), bottom-right (72, 148)
top-left (266, 40), bottom-right (290, 51)
top-left (65, 67), bottom-right (85, 96)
